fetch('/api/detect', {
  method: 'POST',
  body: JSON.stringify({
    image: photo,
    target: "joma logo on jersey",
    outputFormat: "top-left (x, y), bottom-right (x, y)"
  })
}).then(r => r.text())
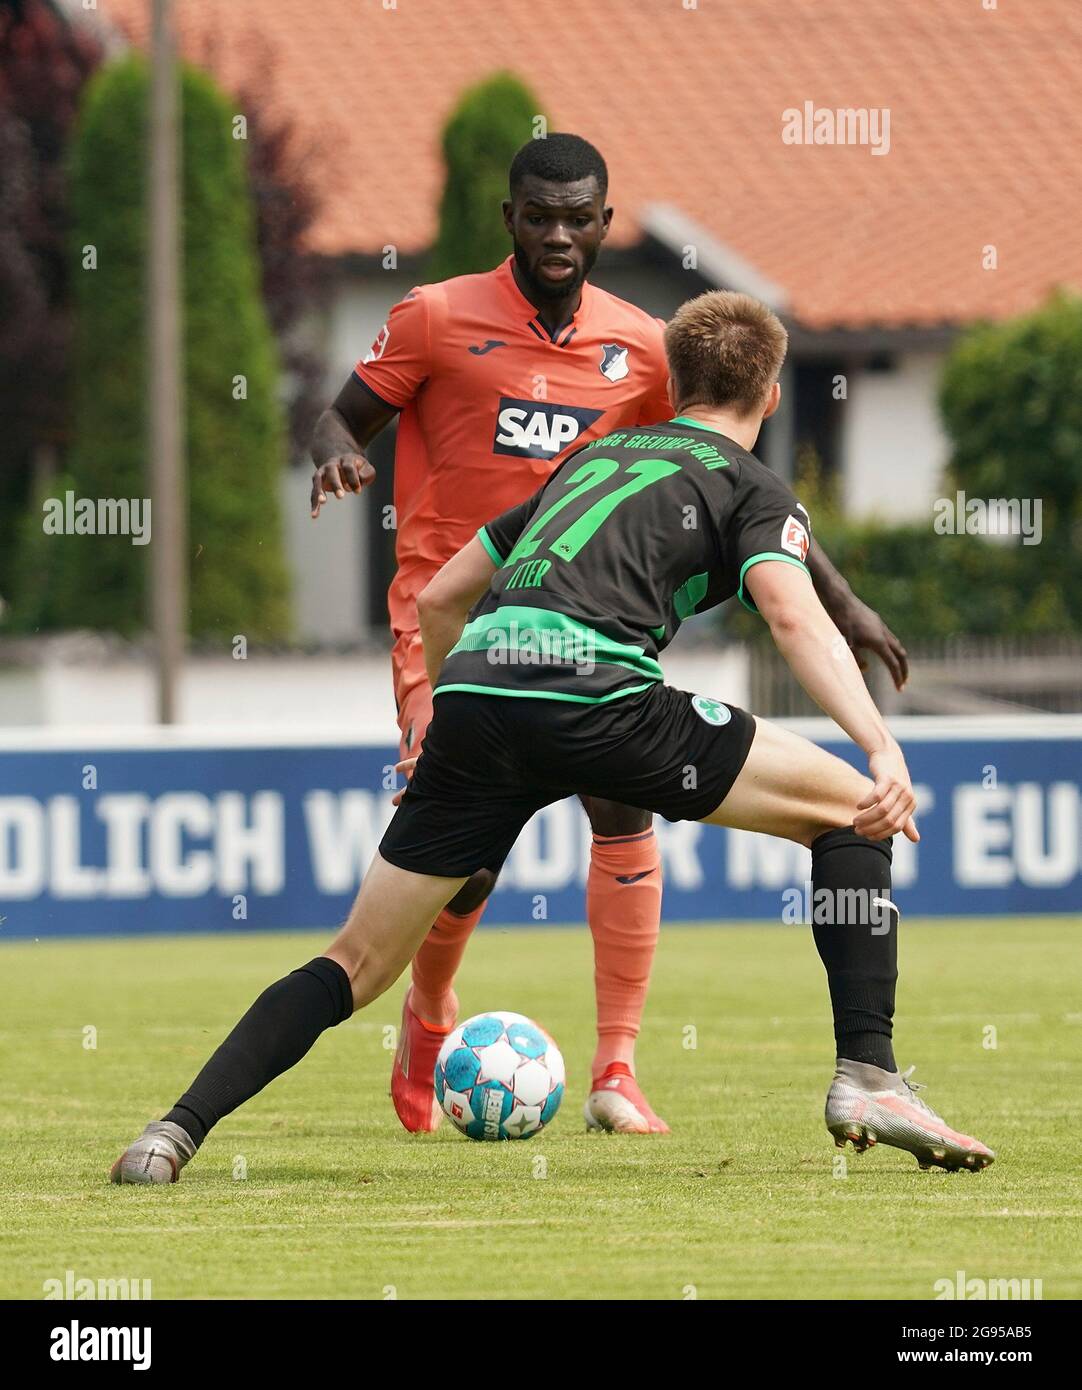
top-left (493, 397), bottom-right (603, 460)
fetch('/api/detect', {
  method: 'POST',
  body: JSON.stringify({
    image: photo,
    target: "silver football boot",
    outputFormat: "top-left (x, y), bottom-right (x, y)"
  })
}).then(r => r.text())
top-left (826, 1060), bottom-right (994, 1171)
top-left (110, 1120), bottom-right (197, 1185)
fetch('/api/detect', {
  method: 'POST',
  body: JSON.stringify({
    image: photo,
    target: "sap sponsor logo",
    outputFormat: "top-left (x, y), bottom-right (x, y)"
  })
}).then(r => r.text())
top-left (954, 781), bottom-right (1080, 887)
top-left (50, 1321), bottom-right (151, 1371)
top-left (493, 396), bottom-right (602, 459)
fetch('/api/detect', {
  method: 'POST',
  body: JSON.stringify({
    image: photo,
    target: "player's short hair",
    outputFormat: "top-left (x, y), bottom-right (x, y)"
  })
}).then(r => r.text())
top-left (664, 291), bottom-right (788, 416)
top-left (509, 133), bottom-right (608, 199)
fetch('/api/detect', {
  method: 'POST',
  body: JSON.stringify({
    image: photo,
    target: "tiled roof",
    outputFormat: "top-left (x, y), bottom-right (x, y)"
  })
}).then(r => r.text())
top-left (99, 0), bottom-right (1082, 330)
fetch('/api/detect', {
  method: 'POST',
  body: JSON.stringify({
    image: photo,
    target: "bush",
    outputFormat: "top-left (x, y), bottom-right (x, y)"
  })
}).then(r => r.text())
top-left (939, 289), bottom-right (1082, 587)
top-left (725, 448), bottom-right (1075, 645)
top-left (730, 295), bottom-right (1082, 643)
top-left (428, 72), bottom-right (544, 281)
top-left (0, 0), bottom-right (103, 602)
top-left (10, 55), bottom-right (290, 641)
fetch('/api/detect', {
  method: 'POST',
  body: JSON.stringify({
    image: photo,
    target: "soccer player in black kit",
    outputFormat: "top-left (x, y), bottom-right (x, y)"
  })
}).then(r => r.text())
top-left (112, 292), bottom-right (993, 1182)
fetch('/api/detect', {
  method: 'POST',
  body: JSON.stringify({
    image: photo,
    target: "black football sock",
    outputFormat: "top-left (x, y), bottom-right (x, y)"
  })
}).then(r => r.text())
top-left (162, 956), bottom-right (353, 1148)
top-left (810, 827), bottom-right (897, 1072)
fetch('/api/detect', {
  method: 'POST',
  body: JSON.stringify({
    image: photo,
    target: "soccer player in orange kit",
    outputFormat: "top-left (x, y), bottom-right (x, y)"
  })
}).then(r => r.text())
top-left (308, 134), bottom-right (908, 1137)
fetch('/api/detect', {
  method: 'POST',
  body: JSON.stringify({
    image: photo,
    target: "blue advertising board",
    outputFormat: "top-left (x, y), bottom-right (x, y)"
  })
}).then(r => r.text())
top-left (0, 718), bottom-right (1079, 938)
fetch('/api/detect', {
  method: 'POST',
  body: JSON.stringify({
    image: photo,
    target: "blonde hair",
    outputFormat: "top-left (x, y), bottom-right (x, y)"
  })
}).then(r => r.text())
top-left (664, 291), bottom-right (788, 416)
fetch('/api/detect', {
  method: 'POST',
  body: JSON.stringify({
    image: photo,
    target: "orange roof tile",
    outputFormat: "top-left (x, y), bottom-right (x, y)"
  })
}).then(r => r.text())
top-left (98, 0), bottom-right (1082, 330)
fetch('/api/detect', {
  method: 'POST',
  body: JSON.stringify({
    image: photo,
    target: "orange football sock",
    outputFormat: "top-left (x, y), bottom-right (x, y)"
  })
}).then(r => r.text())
top-left (409, 902), bottom-right (486, 1028)
top-left (587, 830), bottom-right (662, 1081)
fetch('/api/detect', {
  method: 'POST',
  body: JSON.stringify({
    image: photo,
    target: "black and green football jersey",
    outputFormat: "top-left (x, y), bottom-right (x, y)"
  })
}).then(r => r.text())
top-left (435, 416), bottom-right (813, 704)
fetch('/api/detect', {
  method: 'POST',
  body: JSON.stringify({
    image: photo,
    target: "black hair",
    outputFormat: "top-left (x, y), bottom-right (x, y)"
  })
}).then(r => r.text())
top-left (508, 133), bottom-right (608, 199)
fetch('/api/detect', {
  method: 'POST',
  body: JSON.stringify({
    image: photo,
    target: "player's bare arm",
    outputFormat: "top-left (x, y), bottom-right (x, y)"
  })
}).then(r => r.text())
top-left (804, 542), bottom-right (909, 691)
top-left (745, 559), bottom-right (918, 843)
top-left (309, 374), bottom-right (397, 517)
top-left (416, 537), bottom-right (497, 689)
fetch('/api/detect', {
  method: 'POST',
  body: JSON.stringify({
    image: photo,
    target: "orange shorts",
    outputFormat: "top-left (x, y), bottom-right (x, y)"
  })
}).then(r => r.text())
top-left (391, 628), bottom-right (435, 760)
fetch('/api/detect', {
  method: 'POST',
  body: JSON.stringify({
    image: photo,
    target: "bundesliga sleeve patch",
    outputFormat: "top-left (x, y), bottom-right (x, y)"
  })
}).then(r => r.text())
top-left (781, 514), bottom-right (810, 561)
top-left (363, 321), bottom-right (390, 364)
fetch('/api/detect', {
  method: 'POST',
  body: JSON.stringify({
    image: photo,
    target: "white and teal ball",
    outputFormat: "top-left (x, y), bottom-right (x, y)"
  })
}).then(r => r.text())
top-left (434, 1011), bottom-right (565, 1141)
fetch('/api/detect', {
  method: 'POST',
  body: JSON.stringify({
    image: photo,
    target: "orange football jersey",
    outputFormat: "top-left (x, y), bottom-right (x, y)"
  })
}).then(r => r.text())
top-left (354, 256), bottom-right (672, 642)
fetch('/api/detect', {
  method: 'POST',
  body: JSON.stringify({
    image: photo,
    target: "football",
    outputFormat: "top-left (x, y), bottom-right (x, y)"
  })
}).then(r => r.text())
top-left (434, 1011), bottom-right (565, 1140)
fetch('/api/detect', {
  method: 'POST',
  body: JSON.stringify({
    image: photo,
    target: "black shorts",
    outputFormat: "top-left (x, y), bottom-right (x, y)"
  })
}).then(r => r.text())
top-left (378, 684), bottom-right (756, 878)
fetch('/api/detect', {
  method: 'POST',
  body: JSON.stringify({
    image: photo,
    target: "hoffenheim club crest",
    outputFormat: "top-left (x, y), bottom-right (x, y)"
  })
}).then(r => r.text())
top-left (600, 343), bottom-right (630, 382)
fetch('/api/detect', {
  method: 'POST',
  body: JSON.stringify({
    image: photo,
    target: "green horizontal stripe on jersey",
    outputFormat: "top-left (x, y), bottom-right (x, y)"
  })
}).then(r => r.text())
top-left (737, 551), bottom-right (811, 613)
top-left (447, 606), bottom-right (665, 681)
top-left (434, 680), bottom-right (657, 705)
top-left (476, 525), bottom-right (505, 566)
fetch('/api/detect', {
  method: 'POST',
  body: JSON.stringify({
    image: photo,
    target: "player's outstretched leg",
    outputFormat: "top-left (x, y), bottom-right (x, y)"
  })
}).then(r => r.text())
top-left (390, 869), bottom-right (495, 1134)
top-left (704, 716), bottom-right (994, 1171)
top-left (581, 797), bottom-right (669, 1135)
top-left (110, 856), bottom-right (465, 1184)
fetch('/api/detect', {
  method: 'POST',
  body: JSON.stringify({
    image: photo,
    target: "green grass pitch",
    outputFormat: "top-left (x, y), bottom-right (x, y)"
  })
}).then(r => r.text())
top-left (2, 918), bottom-right (1080, 1300)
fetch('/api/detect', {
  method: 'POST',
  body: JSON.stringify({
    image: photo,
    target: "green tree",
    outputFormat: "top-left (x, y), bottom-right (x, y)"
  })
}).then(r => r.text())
top-left (428, 72), bottom-right (544, 281)
top-left (939, 290), bottom-right (1082, 557)
top-left (937, 291), bottom-right (1082, 633)
top-left (14, 54), bottom-right (289, 640)
top-left (0, 1), bottom-right (104, 604)
top-left (727, 296), bottom-right (1082, 645)
top-left (724, 432), bottom-right (1076, 645)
